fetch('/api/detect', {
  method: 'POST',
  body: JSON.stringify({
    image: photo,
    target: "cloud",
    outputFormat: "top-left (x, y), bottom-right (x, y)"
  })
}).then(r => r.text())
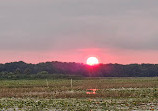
top-left (0, 0), bottom-right (158, 52)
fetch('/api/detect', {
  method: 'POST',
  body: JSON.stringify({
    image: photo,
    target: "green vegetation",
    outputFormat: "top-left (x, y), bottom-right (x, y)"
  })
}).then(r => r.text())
top-left (1, 98), bottom-right (157, 111)
top-left (0, 77), bottom-right (158, 110)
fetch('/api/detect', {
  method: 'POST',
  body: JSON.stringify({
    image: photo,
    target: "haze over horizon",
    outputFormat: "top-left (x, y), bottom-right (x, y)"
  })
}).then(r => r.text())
top-left (1, 0), bottom-right (158, 64)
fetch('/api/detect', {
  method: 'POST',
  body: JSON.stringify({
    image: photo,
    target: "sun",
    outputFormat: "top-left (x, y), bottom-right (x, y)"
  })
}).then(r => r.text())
top-left (86, 57), bottom-right (99, 66)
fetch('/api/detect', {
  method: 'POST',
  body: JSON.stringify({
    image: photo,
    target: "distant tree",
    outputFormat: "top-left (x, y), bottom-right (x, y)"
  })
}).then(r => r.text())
top-left (0, 61), bottom-right (158, 78)
top-left (0, 71), bottom-right (8, 75)
top-left (38, 71), bottom-right (49, 74)
top-left (23, 68), bottom-right (31, 74)
top-left (8, 72), bottom-right (14, 75)
top-left (15, 68), bottom-right (21, 74)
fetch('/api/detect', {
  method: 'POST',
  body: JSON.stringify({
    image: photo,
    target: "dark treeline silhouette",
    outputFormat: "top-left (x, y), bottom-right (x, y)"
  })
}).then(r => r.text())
top-left (0, 61), bottom-right (158, 79)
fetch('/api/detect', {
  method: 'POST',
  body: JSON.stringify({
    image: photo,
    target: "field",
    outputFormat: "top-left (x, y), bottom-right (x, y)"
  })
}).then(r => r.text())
top-left (0, 77), bottom-right (158, 110)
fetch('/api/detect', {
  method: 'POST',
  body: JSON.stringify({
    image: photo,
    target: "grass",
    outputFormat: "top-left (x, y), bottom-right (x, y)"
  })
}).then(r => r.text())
top-left (0, 98), bottom-right (158, 111)
top-left (0, 77), bottom-right (158, 110)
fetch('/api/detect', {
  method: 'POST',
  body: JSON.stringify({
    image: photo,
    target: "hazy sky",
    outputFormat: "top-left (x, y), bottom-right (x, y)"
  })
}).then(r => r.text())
top-left (1, 0), bottom-right (158, 64)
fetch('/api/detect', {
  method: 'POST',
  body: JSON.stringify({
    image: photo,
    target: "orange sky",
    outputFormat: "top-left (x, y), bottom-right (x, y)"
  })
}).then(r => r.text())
top-left (1, 48), bottom-right (158, 64)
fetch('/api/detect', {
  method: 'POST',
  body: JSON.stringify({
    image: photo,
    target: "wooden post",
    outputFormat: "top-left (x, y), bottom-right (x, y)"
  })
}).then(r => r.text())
top-left (46, 79), bottom-right (49, 88)
top-left (71, 78), bottom-right (72, 89)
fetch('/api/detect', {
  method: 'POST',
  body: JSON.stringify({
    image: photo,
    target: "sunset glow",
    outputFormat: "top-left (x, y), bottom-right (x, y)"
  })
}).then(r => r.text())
top-left (1, 1), bottom-right (158, 64)
top-left (86, 57), bottom-right (99, 65)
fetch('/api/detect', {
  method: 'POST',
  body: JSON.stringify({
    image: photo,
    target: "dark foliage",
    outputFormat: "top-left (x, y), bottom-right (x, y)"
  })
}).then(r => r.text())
top-left (0, 61), bottom-right (158, 78)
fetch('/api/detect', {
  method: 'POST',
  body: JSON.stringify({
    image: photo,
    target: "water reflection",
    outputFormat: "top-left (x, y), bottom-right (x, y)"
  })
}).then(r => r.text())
top-left (86, 89), bottom-right (99, 94)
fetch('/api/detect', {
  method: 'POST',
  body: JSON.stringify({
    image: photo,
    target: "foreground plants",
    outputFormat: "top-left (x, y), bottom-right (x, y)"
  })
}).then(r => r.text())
top-left (0, 98), bottom-right (158, 111)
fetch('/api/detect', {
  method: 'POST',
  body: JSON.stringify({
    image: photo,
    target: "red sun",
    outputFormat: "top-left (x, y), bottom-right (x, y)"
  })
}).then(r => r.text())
top-left (86, 57), bottom-right (99, 65)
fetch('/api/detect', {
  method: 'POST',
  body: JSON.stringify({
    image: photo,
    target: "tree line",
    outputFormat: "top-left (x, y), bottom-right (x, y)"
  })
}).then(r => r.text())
top-left (0, 61), bottom-right (158, 79)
